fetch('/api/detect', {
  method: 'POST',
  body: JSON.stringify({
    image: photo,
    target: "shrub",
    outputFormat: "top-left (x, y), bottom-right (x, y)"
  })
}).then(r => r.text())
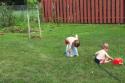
top-left (0, 3), bottom-right (15, 28)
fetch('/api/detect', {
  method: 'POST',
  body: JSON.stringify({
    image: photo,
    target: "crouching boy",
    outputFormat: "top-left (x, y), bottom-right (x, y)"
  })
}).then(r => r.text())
top-left (65, 34), bottom-right (80, 57)
top-left (95, 43), bottom-right (113, 64)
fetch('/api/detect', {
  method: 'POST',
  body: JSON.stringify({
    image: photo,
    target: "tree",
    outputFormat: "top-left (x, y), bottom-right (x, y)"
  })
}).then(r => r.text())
top-left (0, 0), bottom-right (27, 5)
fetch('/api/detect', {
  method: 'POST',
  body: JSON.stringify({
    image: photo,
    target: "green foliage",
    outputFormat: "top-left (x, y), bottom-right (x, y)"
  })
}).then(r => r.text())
top-left (0, 6), bottom-right (40, 33)
top-left (0, 3), bottom-right (15, 28)
top-left (27, 0), bottom-right (37, 6)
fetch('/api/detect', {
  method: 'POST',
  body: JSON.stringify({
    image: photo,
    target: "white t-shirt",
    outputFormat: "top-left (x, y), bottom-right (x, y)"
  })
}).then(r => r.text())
top-left (66, 37), bottom-right (78, 46)
top-left (95, 49), bottom-right (110, 60)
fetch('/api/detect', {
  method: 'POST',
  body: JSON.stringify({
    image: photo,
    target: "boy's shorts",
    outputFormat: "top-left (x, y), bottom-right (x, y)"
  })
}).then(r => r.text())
top-left (95, 58), bottom-right (100, 64)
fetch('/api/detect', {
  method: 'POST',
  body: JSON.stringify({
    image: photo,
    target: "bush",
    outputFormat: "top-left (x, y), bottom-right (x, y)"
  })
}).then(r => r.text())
top-left (0, 3), bottom-right (15, 28)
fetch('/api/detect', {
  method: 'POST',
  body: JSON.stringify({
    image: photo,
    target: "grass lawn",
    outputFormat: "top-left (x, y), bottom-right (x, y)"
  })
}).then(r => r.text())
top-left (0, 24), bottom-right (125, 83)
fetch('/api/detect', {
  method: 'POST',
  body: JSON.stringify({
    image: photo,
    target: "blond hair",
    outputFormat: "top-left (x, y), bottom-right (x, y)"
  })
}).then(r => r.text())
top-left (102, 43), bottom-right (109, 49)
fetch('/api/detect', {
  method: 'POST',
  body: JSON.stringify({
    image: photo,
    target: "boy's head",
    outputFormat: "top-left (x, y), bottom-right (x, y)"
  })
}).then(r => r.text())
top-left (102, 43), bottom-right (109, 52)
top-left (74, 40), bottom-right (80, 47)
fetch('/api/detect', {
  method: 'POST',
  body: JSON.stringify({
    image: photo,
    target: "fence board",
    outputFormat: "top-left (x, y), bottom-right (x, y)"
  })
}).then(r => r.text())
top-left (56, 0), bottom-right (60, 22)
top-left (99, 0), bottom-right (103, 23)
top-left (95, 0), bottom-right (99, 23)
top-left (112, 0), bottom-right (116, 23)
top-left (43, 0), bottom-right (48, 22)
top-left (60, 0), bottom-right (63, 22)
top-left (66, 0), bottom-right (70, 23)
top-left (116, 0), bottom-right (120, 23)
top-left (63, 0), bottom-right (67, 23)
top-left (75, 0), bottom-right (80, 23)
top-left (107, 0), bottom-right (111, 23)
top-left (84, 0), bottom-right (87, 23)
top-left (69, 0), bottom-right (73, 22)
top-left (42, 0), bottom-right (45, 21)
top-left (103, 0), bottom-right (107, 23)
top-left (80, 0), bottom-right (83, 23)
top-left (120, 0), bottom-right (124, 23)
top-left (91, 0), bottom-right (95, 23)
top-left (87, 0), bottom-right (91, 23)
top-left (46, 0), bottom-right (49, 22)
top-left (48, 0), bottom-right (52, 21)
top-left (73, 0), bottom-right (76, 23)
top-left (53, 0), bottom-right (57, 22)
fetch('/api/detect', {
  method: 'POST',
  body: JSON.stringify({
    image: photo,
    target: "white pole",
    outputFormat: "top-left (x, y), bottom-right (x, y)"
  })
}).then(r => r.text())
top-left (37, 4), bottom-right (42, 38)
top-left (27, 8), bottom-right (31, 39)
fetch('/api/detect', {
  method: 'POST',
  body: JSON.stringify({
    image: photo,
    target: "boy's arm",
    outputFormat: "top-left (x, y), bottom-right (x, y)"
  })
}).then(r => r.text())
top-left (105, 53), bottom-right (113, 60)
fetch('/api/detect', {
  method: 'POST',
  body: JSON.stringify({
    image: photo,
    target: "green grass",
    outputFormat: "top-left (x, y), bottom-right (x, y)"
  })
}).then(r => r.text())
top-left (0, 24), bottom-right (125, 83)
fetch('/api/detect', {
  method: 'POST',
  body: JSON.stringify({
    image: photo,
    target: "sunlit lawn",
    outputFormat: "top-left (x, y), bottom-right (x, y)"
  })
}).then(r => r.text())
top-left (0, 24), bottom-right (125, 83)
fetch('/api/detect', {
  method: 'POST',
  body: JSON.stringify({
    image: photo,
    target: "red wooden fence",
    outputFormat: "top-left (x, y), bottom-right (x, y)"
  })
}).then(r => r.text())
top-left (42, 0), bottom-right (125, 23)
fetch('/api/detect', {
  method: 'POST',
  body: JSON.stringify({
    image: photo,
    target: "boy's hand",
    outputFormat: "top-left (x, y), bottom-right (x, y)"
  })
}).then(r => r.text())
top-left (109, 57), bottom-right (113, 60)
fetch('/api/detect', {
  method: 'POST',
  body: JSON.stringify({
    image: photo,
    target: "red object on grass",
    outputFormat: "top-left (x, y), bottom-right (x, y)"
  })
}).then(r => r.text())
top-left (112, 58), bottom-right (123, 65)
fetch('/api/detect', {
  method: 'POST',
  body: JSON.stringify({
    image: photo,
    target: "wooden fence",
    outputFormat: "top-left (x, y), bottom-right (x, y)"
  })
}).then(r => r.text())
top-left (42, 0), bottom-right (125, 23)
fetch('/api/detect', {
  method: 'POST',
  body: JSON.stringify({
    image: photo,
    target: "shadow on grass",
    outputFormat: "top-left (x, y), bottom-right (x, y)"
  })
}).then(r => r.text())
top-left (97, 64), bottom-right (122, 83)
